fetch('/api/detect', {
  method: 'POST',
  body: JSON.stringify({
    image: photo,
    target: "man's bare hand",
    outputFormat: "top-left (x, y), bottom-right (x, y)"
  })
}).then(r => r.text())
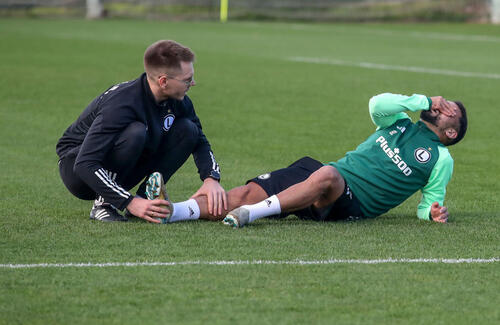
top-left (430, 202), bottom-right (449, 223)
top-left (191, 178), bottom-right (227, 216)
top-left (126, 196), bottom-right (171, 223)
top-left (430, 96), bottom-right (457, 117)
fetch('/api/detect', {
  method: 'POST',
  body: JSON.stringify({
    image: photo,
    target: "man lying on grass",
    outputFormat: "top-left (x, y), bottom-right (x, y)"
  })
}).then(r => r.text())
top-left (146, 92), bottom-right (468, 226)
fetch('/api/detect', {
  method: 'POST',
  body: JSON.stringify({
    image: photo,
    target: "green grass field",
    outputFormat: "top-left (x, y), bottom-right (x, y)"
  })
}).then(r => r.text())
top-left (0, 18), bottom-right (499, 324)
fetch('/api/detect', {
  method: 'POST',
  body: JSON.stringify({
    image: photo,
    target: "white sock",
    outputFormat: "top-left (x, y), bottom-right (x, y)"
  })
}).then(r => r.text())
top-left (242, 195), bottom-right (282, 223)
top-left (169, 199), bottom-right (200, 223)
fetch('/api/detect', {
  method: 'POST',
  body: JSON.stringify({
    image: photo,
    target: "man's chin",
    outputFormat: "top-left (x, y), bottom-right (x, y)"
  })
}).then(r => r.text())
top-left (420, 110), bottom-right (438, 126)
top-left (171, 94), bottom-right (185, 101)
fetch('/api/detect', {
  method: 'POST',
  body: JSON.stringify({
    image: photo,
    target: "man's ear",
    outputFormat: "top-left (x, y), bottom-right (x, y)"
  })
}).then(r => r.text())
top-left (158, 75), bottom-right (168, 88)
top-left (445, 128), bottom-right (458, 140)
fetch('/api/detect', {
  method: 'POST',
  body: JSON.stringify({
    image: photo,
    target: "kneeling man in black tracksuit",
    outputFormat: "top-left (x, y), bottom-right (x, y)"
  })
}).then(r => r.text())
top-left (56, 40), bottom-right (225, 223)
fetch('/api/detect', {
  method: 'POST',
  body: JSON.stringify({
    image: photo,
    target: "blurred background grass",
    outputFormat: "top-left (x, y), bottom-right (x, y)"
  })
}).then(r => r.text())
top-left (0, 0), bottom-right (495, 22)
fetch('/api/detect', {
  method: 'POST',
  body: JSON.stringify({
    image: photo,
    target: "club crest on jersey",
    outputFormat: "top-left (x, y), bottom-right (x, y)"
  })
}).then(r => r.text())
top-left (258, 173), bottom-right (271, 180)
top-left (163, 114), bottom-right (175, 131)
top-left (414, 148), bottom-right (431, 163)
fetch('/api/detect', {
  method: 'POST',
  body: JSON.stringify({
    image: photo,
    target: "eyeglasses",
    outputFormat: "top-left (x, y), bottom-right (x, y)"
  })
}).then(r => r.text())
top-left (165, 75), bottom-right (194, 86)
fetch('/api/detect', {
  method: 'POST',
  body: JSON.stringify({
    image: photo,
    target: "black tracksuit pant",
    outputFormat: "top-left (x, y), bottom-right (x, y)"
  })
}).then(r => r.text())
top-left (59, 118), bottom-right (199, 202)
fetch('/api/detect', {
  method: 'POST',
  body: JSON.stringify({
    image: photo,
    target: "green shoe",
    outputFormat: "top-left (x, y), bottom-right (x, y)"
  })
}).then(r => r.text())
top-left (145, 172), bottom-right (173, 223)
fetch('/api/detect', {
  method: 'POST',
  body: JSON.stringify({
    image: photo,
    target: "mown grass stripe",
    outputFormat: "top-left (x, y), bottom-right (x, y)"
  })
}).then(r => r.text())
top-left (288, 57), bottom-right (500, 80)
top-left (1, 258), bottom-right (498, 269)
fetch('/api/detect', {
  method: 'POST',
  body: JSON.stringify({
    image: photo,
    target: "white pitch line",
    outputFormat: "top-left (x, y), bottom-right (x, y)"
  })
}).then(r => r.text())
top-left (1, 258), bottom-right (498, 269)
top-left (288, 56), bottom-right (500, 80)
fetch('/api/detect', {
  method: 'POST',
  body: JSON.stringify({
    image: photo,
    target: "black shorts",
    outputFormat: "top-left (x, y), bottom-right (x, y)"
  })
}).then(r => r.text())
top-left (248, 156), bottom-right (365, 221)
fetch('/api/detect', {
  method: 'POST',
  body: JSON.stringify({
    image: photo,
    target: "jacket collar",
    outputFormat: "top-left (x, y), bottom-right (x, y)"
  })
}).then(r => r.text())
top-left (141, 73), bottom-right (170, 108)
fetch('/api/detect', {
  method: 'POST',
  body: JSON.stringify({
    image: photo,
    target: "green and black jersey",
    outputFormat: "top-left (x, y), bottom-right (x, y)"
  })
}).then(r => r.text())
top-left (329, 93), bottom-right (453, 220)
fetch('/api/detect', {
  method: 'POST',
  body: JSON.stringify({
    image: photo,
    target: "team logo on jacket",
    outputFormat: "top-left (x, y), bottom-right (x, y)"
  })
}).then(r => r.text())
top-left (414, 148), bottom-right (431, 163)
top-left (163, 114), bottom-right (175, 131)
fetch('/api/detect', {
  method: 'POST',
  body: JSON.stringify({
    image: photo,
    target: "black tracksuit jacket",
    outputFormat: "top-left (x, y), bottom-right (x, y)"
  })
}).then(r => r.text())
top-left (56, 73), bottom-right (219, 209)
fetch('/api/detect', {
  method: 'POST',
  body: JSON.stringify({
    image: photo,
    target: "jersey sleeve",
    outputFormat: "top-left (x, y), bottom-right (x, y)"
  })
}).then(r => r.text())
top-left (369, 93), bottom-right (432, 129)
top-left (417, 146), bottom-right (454, 220)
top-left (183, 97), bottom-right (221, 181)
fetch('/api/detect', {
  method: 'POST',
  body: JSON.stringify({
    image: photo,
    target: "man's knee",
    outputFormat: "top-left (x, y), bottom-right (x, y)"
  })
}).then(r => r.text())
top-left (118, 121), bottom-right (147, 153)
top-left (169, 118), bottom-right (199, 143)
top-left (309, 166), bottom-right (345, 209)
top-left (311, 166), bottom-right (343, 192)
